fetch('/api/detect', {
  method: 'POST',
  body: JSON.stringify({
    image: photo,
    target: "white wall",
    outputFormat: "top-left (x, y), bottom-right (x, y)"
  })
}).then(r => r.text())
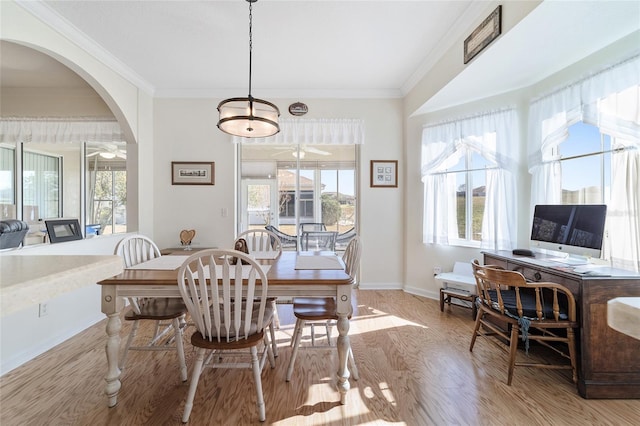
top-left (153, 97), bottom-right (405, 289)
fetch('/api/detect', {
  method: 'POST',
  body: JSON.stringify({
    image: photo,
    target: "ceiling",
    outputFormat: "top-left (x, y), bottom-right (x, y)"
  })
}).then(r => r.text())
top-left (2, 1), bottom-right (640, 113)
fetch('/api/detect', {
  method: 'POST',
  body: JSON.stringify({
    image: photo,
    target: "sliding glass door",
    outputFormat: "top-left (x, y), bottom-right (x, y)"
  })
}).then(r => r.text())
top-left (239, 144), bottom-right (357, 250)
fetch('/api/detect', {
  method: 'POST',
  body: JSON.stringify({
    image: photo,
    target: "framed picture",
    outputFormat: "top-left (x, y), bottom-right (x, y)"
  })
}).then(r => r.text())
top-left (464, 5), bottom-right (501, 64)
top-left (370, 160), bottom-right (398, 188)
top-left (171, 161), bottom-right (215, 185)
top-left (45, 219), bottom-right (83, 243)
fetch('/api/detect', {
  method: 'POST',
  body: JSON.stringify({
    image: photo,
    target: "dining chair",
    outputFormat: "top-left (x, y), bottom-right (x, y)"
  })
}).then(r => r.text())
top-left (300, 230), bottom-right (338, 252)
top-left (114, 234), bottom-right (188, 381)
top-left (235, 229), bottom-right (283, 341)
top-left (236, 228), bottom-right (283, 259)
top-left (286, 236), bottom-right (361, 382)
top-left (177, 249), bottom-right (276, 423)
top-left (299, 222), bottom-right (327, 233)
top-left (469, 259), bottom-right (578, 385)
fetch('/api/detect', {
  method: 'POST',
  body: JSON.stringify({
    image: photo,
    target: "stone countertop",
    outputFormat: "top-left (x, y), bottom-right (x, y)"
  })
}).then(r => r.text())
top-left (608, 297), bottom-right (640, 340)
top-left (0, 255), bottom-right (123, 317)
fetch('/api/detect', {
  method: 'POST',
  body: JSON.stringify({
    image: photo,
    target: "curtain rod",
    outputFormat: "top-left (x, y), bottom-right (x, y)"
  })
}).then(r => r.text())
top-left (530, 52), bottom-right (640, 104)
top-left (422, 107), bottom-right (515, 130)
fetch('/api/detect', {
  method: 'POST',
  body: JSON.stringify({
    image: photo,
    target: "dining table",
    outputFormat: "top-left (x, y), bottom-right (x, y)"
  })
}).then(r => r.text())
top-left (97, 250), bottom-right (355, 408)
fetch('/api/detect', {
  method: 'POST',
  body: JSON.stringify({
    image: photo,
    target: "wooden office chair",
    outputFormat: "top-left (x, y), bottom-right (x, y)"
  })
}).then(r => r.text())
top-left (177, 249), bottom-right (276, 423)
top-left (114, 234), bottom-right (188, 381)
top-left (469, 259), bottom-right (578, 385)
top-left (286, 236), bottom-right (361, 382)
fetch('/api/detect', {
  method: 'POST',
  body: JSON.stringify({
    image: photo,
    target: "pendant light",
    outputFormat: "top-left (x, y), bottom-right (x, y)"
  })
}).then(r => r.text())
top-left (217, 0), bottom-right (280, 138)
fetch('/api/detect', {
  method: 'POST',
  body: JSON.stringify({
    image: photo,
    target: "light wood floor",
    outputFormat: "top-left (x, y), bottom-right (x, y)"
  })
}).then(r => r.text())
top-left (1, 290), bottom-right (639, 425)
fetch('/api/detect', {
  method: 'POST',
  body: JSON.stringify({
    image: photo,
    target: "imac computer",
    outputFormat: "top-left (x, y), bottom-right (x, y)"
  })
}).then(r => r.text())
top-left (529, 204), bottom-right (607, 265)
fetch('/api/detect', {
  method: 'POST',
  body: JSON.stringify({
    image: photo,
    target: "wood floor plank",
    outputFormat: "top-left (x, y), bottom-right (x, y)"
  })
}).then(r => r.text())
top-left (1, 290), bottom-right (639, 425)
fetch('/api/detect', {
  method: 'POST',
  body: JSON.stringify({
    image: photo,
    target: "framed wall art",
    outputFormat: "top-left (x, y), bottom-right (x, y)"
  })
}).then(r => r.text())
top-left (370, 160), bottom-right (398, 188)
top-left (171, 161), bottom-right (215, 185)
top-left (464, 5), bottom-right (502, 64)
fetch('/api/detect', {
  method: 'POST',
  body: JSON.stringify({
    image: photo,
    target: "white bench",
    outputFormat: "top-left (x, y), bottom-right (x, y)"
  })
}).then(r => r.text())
top-left (435, 261), bottom-right (477, 318)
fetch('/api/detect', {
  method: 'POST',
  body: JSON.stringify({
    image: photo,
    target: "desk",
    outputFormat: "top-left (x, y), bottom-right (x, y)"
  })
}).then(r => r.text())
top-left (97, 251), bottom-right (355, 407)
top-left (483, 250), bottom-right (640, 399)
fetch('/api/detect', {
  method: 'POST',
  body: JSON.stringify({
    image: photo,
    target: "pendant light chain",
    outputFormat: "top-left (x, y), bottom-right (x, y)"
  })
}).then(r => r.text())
top-left (248, 0), bottom-right (253, 99)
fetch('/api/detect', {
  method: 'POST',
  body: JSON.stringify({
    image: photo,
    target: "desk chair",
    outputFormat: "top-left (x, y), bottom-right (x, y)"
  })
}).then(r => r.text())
top-left (470, 259), bottom-right (578, 385)
top-left (115, 235), bottom-right (188, 381)
top-left (177, 249), bottom-right (276, 423)
top-left (286, 236), bottom-right (361, 382)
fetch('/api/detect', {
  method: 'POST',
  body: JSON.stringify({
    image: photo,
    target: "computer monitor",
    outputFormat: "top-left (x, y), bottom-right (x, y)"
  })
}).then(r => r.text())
top-left (529, 204), bottom-right (607, 263)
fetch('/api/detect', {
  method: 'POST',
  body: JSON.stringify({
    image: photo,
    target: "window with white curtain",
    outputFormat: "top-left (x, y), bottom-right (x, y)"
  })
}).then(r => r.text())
top-left (528, 54), bottom-right (640, 271)
top-left (421, 109), bottom-right (518, 250)
top-left (237, 118), bottom-right (364, 250)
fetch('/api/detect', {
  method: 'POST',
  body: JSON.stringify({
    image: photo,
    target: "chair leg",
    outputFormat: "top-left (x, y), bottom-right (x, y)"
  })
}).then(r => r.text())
top-left (119, 319), bottom-right (140, 370)
top-left (348, 346), bottom-right (359, 381)
top-left (567, 327), bottom-right (578, 384)
top-left (173, 317), bottom-right (188, 381)
top-left (286, 319), bottom-right (305, 382)
top-left (469, 310), bottom-right (483, 352)
top-left (325, 320), bottom-right (332, 346)
top-left (507, 324), bottom-right (519, 386)
top-left (271, 299), bottom-right (280, 329)
top-left (182, 348), bottom-right (206, 423)
top-left (269, 321), bottom-right (278, 358)
top-left (264, 330), bottom-right (276, 369)
top-left (251, 346), bottom-right (266, 422)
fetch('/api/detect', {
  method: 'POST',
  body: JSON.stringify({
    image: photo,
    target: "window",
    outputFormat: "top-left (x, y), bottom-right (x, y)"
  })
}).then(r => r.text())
top-left (23, 149), bottom-right (61, 221)
top-left (240, 145), bottom-right (358, 245)
top-left (558, 122), bottom-right (611, 204)
top-left (0, 145), bottom-right (16, 219)
top-left (421, 109), bottom-right (518, 250)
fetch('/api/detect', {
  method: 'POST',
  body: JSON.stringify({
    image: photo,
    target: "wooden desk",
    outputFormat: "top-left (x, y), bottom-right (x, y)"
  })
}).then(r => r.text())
top-left (97, 251), bottom-right (355, 407)
top-left (483, 250), bottom-right (640, 399)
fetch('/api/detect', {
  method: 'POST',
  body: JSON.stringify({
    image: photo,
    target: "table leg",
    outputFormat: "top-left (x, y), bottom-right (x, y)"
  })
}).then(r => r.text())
top-left (101, 285), bottom-right (123, 407)
top-left (336, 285), bottom-right (352, 404)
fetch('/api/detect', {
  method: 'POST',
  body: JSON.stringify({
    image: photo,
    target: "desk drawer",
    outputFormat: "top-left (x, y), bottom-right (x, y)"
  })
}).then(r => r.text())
top-left (510, 264), bottom-right (580, 295)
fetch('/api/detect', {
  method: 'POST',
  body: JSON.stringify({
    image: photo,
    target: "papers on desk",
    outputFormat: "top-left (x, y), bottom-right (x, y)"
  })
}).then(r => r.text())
top-left (295, 254), bottom-right (344, 270)
top-left (127, 255), bottom-right (190, 270)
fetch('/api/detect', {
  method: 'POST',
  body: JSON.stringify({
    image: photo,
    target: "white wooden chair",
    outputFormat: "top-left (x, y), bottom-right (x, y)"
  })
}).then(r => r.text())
top-left (286, 236), bottom-right (361, 382)
top-left (235, 229), bottom-right (283, 335)
top-left (177, 249), bottom-right (276, 423)
top-left (114, 234), bottom-right (188, 381)
top-left (236, 228), bottom-right (283, 259)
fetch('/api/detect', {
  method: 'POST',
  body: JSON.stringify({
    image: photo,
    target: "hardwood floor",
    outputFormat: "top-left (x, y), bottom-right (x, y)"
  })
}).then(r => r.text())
top-left (1, 290), bottom-right (639, 425)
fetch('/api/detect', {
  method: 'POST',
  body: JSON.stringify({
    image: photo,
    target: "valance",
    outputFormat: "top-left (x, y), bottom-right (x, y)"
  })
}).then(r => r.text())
top-left (0, 117), bottom-right (125, 144)
top-left (232, 118), bottom-right (365, 145)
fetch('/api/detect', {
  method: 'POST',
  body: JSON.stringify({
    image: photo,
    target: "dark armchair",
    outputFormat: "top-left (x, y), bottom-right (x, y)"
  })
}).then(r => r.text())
top-left (0, 220), bottom-right (29, 249)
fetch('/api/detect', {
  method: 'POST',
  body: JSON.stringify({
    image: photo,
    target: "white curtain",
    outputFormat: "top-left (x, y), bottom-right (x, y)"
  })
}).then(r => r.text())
top-left (232, 118), bottom-right (365, 145)
top-left (421, 109), bottom-right (518, 250)
top-left (528, 54), bottom-right (640, 270)
top-left (0, 117), bottom-right (125, 144)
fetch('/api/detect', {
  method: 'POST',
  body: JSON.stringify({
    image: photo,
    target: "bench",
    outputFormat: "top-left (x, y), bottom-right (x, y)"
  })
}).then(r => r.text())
top-left (435, 261), bottom-right (477, 319)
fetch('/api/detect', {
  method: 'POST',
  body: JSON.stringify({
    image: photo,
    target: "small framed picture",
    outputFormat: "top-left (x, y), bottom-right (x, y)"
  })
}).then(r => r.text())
top-left (370, 160), bottom-right (398, 188)
top-left (45, 219), bottom-right (83, 243)
top-left (171, 162), bottom-right (215, 185)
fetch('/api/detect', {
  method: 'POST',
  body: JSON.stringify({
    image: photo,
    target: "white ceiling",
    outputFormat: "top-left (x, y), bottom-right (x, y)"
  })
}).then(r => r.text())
top-left (2, 0), bottom-right (640, 113)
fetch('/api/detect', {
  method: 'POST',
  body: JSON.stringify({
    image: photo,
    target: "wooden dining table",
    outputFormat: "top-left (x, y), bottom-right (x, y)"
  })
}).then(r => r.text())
top-left (97, 250), bottom-right (355, 408)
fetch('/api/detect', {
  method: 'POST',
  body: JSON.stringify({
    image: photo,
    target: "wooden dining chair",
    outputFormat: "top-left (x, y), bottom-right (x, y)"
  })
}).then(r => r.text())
top-left (114, 234), bottom-right (188, 381)
top-left (236, 228), bottom-right (283, 258)
top-left (235, 229), bottom-right (282, 341)
top-left (286, 236), bottom-right (361, 382)
top-left (177, 249), bottom-right (276, 423)
top-left (469, 259), bottom-right (578, 385)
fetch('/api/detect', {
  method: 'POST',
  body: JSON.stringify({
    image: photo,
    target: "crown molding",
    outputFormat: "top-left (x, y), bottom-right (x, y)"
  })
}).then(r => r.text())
top-left (15, 0), bottom-right (156, 96)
